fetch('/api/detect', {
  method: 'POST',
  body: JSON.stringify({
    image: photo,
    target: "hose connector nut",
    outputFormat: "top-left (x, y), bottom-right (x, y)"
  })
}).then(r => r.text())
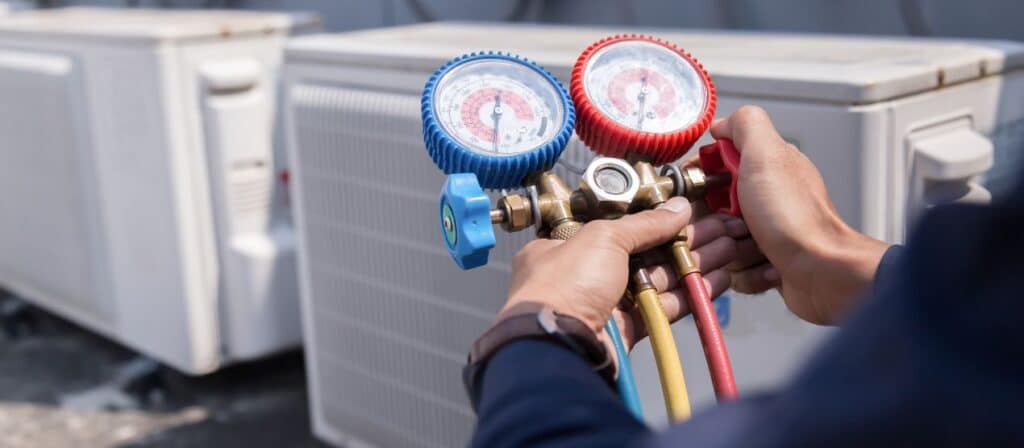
top-left (682, 165), bottom-right (707, 201)
top-left (497, 194), bottom-right (533, 232)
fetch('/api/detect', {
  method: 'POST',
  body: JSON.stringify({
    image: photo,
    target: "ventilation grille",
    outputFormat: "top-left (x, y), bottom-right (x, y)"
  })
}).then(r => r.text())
top-left (229, 171), bottom-right (273, 218)
top-left (291, 82), bottom-right (594, 447)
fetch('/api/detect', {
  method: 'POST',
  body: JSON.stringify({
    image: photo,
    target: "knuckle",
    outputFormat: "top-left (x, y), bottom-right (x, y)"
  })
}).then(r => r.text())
top-left (584, 220), bottom-right (616, 239)
top-left (729, 271), bottom-right (755, 293)
top-left (733, 105), bottom-right (769, 123)
top-left (712, 235), bottom-right (738, 257)
top-left (514, 240), bottom-right (545, 263)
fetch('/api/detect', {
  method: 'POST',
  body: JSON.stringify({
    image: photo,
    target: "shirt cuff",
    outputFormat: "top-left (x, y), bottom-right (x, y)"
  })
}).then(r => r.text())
top-left (476, 338), bottom-right (618, 409)
top-left (873, 244), bottom-right (904, 292)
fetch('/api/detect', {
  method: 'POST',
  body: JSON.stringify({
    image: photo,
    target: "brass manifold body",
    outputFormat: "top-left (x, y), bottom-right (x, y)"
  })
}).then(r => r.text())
top-left (489, 157), bottom-right (728, 238)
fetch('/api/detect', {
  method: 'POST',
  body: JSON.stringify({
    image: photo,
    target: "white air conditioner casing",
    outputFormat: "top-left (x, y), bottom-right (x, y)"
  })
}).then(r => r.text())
top-left (283, 23), bottom-right (1024, 447)
top-left (0, 7), bottom-right (314, 375)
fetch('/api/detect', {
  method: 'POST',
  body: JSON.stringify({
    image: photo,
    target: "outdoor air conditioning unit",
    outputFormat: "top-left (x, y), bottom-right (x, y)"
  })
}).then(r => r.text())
top-left (282, 23), bottom-right (1024, 447)
top-left (0, 7), bottom-right (316, 375)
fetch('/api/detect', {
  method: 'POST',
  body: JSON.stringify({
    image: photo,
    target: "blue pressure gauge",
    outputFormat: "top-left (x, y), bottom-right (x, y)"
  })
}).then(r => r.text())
top-left (423, 52), bottom-right (574, 269)
top-left (422, 52), bottom-right (575, 189)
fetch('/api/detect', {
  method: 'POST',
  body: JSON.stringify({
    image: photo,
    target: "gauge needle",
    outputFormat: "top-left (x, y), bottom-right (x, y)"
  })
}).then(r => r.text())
top-left (491, 91), bottom-right (503, 152)
top-left (636, 76), bottom-right (648, 130)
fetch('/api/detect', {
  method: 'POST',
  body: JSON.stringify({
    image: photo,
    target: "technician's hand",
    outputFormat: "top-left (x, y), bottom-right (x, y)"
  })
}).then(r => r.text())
top-left (498, 197), bottom-right (738, 350)
top-left (710, 106), bottom-right (889, 325)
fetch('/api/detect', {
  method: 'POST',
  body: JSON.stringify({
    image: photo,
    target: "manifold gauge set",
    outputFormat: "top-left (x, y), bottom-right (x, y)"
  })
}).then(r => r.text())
top-left (421, 35), bottom-right (742, 422)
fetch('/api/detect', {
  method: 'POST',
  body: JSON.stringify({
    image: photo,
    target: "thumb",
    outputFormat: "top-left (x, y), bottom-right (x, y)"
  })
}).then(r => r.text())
top-left (581, 197), bottom-right (692, 254)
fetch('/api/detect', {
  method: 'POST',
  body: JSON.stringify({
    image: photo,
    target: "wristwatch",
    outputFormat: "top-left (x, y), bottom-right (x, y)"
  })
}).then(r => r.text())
top-left (462, 306), bottom-right (615, 411)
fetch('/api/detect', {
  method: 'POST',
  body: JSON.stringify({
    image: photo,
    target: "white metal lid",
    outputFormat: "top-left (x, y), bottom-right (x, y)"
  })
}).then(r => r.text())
top-left (0, 7), bottom-right (297, 43)
top-left (287, 22), bottom-right (1024, 104)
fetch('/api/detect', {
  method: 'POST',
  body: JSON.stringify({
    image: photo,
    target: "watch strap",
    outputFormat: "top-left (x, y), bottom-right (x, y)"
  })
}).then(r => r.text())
top-left (463, 307), bottom-right (615, 411)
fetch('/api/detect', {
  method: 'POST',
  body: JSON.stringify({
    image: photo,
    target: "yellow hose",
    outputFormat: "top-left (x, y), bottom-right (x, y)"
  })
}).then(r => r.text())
top-left (635, 287), bottom-right (692, 422)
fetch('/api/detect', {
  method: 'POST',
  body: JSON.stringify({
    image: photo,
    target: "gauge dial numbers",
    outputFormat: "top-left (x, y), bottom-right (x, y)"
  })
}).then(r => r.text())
top-left (571, 35), bottom-right (716, 164)
top-left (433, 59), bottom-right (565, 157)
top-left (422, 53), bottom-right (575, 189)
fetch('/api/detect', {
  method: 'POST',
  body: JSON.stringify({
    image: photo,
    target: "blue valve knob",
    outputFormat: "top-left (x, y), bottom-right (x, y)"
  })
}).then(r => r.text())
top-left (440, 173), bottom-right (496, 270)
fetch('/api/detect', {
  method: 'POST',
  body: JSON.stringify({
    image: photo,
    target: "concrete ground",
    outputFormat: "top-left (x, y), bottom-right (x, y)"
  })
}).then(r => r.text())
top-left (0, 296), bottom-right (328, 448)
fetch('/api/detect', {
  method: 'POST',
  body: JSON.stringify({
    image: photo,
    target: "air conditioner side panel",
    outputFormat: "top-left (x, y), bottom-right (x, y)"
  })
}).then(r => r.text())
top-left (177, 35), bottom-right (302, 363)
top-left (82, 44), bottom-right (220, 374)
top-left (884, 70), bottom-right (1024, 238)
top-left (0, 48), bottom-right (111, 324)
top-left (0, 38), bottom-right (224, 374)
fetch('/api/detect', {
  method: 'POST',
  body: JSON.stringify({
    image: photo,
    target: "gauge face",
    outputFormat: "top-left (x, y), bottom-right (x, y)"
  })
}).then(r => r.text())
top-left (583, 40), bottom-right (708, 134)
top-left (433, 59), bottom-right (565, 156)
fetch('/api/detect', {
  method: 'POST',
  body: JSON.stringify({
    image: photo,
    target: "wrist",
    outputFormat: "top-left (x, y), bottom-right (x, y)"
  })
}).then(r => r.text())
top-left (465, 305), bottom-right (617, 409)
top-left (802, 222), bottom-right (889, 322)
top-left (502, 293), bottom-right (608, 336)
top-left (498, 297), bottom-right (621, 374)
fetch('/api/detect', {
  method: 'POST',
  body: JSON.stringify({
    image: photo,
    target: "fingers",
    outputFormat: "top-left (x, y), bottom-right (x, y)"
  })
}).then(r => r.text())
top-left (728, 237), bottom-right (767, 271)
top-left (656, 270), bottom-right (731, 323)
top-left (618, 269), bottom-right (731, 346)
top-left (685, 214), bottom-right (728, 247)
top-left (579, 197), bottom-right (692, 254)
top-left (709, 105), bottom-right (786, 153)
top-left (731, 263), bottom-right (781, 294)
top-left (722, 217), bottom-right (749, 239)
top-left (647, 236), bottom-right (737, 292)
top-left (639, 214), bottom-right (728, 267)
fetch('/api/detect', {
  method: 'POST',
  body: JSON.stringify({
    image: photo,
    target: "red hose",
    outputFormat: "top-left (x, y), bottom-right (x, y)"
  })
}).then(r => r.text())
top-left (683, 272), bottom-right (738, 400)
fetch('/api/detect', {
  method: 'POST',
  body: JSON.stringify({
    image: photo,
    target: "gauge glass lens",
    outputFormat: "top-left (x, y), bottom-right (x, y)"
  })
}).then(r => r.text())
top-left (583, 40), bottom-right (707, 134)
top-left (434, 59), bottom-right (565, 156)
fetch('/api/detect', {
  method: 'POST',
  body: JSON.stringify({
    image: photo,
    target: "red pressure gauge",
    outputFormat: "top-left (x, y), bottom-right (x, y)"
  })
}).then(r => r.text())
top-left (571, 35), bottom-right (716, 165)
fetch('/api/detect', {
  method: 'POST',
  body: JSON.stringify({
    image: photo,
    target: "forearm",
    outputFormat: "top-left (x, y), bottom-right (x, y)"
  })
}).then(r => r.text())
top-left (471, 339), bottom-right (648, 447)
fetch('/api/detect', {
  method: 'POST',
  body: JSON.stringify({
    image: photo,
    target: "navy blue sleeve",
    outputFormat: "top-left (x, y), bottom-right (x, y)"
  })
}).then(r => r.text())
top-left (472, 184), bottom-right (1024, 447)
top-left (872, 244), bottom-right (903, 292)
top-left (471, 339), bottom-right (648, 448)
top-left (648, 197), bottom-right (1024, 447)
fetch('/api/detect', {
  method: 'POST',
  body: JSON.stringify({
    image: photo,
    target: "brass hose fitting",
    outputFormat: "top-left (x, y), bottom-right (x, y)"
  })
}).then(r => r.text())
top-left (670, 231), bottom-right (700, 276)
top-left (629, 258), bottom-right (657, 293)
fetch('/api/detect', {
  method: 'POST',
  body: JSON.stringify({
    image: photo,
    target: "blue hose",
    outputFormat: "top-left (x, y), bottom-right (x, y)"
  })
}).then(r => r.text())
top-left (605, 318), bottom-right (644, 420)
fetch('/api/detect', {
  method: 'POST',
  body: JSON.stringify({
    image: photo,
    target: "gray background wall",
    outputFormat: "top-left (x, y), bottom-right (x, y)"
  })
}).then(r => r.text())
top-left (16, 0), bottom-right (1024, 42)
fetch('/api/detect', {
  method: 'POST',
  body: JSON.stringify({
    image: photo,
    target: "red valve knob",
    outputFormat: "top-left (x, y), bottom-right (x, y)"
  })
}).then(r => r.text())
top-left (698, 139), bottom-right (741, 216)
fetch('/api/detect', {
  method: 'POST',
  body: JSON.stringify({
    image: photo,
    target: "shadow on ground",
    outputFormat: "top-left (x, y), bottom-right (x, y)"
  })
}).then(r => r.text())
top-left (0, 297), bottom-right (328, 447)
